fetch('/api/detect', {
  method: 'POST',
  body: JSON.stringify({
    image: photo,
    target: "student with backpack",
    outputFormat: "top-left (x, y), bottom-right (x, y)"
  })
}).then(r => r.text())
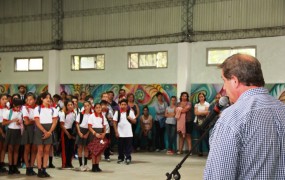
top-left (2, 98), bottom-right (23, 175)
top-left (33, 92), bottom-right (59, 178)
top-left (21, 93), bottom-right (38, 176)
top-left (100, 100), bottom-right (113, 162)
top-left (59, 100), bottom-right (76, 169)
top-left (75, 101), bottom-right (92, 171)
top-left (0, 94), bottom-right (8, 173)
top-left (113, 99), bottom-right (136, 165)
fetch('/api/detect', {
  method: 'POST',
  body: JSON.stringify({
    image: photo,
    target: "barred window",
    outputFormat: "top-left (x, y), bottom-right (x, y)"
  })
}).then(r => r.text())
top-left (15, 57), bottom-right (43, 71)
top-left (207, 46), bottom-right (256, 65)
top-left (72, 55), bottom-right (105, 70)
top-left (128, 51), bottom-right (168, 69)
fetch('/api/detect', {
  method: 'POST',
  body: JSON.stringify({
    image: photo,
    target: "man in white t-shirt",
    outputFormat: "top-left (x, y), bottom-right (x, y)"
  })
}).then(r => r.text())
top-left (113, 99), bottom-right (136, 165)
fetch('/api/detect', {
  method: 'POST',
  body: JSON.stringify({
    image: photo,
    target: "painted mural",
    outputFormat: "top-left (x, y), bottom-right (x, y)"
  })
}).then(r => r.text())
top-left (0, 84), bottom-right (48, 95)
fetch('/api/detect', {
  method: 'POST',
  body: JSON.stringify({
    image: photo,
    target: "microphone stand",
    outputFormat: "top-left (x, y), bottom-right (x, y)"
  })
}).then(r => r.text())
top-left (165, 116), bottom-right (219, 180)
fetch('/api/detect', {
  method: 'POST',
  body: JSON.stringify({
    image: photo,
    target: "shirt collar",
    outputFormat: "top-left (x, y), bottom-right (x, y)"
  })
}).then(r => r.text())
top-left (94, 112), bottom-right (103, 118)
top-left (236, 87), bottom-right (268, 103)
top-left (41, 105), bottom-right (51, 108)
top-left (82, 110), bottom-right (92, 115)
top-left (13, 108), bottom-right (20, 112)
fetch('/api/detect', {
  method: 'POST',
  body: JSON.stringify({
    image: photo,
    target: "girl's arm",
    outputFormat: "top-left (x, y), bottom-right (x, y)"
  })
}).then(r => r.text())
top-left (2, 118), bottom-right (17, 126)
top-left (181, 104), bottom-right (191, 113)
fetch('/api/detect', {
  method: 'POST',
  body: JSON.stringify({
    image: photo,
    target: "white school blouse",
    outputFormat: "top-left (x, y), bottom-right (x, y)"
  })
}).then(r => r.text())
top-left (34, 106), bottom-right (58, 124)
top-left (22, 105), bottom-right (35, 122)
top-left (3, 110), bottom-right (22, 129)
top-left (0, 107), bottom-right (8, 123)
top-left (60, 111), bottom-right (76, 129)
top-left (88, 113), bottom-right (108, 129)
top-left (75, 111), bottom-right (92, 129)
top-left (113, 110), bottom-right (136, 138)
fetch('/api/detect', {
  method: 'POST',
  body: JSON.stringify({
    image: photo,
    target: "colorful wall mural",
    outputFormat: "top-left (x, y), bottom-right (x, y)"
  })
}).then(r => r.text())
top-left (0, 84), bottom-right (48, 95)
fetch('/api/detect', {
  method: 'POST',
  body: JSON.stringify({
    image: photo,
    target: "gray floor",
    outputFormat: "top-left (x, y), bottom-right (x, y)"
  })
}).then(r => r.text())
top-left (0, 152), bottom-right (207, 180)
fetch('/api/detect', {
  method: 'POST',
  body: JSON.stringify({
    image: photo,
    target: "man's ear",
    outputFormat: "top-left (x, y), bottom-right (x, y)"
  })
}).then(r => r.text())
top-left (230, 76), bottom-right (240, 89)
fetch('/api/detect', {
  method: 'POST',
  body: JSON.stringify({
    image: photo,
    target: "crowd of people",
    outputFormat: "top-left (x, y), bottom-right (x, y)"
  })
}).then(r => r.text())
top-left (0, 85), bottom-right (216, 178)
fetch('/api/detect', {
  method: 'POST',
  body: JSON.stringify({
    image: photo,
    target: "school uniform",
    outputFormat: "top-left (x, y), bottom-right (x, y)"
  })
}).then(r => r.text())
top-left (102, 110), bottom-right (112, 160)
top-left (21, 105), bottom-right (35, 145)
top-left (60, 111), bottom-right (76, 168)
top-left (113, 110), bottom-right (136, 163)
top-left (3, 109), bottom-right (22, 145)
top-left (0, 106), bottom-right (8, 142)
top-left (87, 113), bottom-right (108, 143)
top-left (75, 111), bottom-right (92, 146)
top-left (33, 105), bottom-right (58, 145)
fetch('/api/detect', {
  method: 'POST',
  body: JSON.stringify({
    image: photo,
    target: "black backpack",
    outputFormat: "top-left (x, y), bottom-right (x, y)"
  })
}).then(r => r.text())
top-left (116, 109), bottom-right (131, 123)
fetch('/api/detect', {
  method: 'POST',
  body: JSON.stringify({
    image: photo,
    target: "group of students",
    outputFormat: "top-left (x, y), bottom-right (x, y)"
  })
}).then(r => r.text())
top-left (0, 89), bottom-right (138, 178)
top-left (0, 87), bottom-right (215, 178)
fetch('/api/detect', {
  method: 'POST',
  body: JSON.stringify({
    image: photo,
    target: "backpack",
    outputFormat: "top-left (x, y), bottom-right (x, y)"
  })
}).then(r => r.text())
top-left (116, 109), bottom-right (131, 123)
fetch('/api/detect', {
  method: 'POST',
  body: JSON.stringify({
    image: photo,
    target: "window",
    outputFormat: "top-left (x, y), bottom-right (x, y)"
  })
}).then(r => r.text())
top-left (128, 51), bottom-right (168, 69)
top-left (15, 57), bottom-right (43, 71)
top-left (71, 55), bottom-right (105, 70)
top-left (207, 46), bottom-right (256, 65)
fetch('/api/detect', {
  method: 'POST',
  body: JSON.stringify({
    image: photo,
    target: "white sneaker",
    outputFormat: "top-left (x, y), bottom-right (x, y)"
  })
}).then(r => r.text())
top-left (84, 165), bottom-right (91, 171)
top-left (80, 165), bottom-right (86, 171)
top-left (155, 149), bottom-right (160, 152)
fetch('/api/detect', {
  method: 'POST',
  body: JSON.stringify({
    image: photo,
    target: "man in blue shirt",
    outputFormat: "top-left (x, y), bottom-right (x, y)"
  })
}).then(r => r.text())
top-left (204, 54), bottom-right (285, 179)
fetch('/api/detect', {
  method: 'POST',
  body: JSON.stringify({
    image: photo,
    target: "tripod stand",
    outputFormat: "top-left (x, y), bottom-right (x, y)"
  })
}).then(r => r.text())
top-left (165, 116), bottom-right (219, 180)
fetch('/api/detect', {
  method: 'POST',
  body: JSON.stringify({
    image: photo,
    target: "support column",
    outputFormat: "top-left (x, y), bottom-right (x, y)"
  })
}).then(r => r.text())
top-left (48, 50), bottom-right (60, 95)
top-left (177, 42), bottom-right (191, 96)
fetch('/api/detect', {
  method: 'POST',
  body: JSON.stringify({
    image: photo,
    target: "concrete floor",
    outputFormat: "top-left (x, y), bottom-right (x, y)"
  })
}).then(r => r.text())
top-left (0, 152), bottom-right (207, 180)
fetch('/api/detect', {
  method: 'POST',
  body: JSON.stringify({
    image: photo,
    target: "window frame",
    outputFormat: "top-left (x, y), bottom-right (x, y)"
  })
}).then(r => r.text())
top-left (206, 46), bottom-right (257, 66)
top-left (128, 51), bottom-right (168, 69)
top-left (71, 54), bottom-right (105, 71)
top-left (14, 57), bottom-right (44, 72)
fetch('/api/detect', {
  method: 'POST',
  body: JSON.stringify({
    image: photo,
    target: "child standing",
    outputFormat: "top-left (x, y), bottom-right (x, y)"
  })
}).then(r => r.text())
top-left (0, 94), bottom-right (8, 173)
top-left (60, 100), bottom-right (76, 169)
top-left (113, 99), bottom-right (136, 165)
top-left (33, 92), bottom-right (58, 178)
top-left (21, 93), bottom-right (38, 175)
top-left (88, 103), bottom-right (107, 172)
top-left (75, 101), bottom-right (92, 171)
top-left (3, 98), bottom-right (23, 175)
top-left (100, 100), bottom-right (113, 162)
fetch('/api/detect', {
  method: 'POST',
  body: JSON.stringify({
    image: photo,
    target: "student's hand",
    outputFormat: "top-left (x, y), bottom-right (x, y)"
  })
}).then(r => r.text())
top-left (101, 133), bottom-right (105, 139)
top-left (16, 120), bottom-right (21, 125)
top-left (115, 131), bottom-right (119, 138)
top-left (12, 118), bottom-right (19, 122)
top-left (95, 133), bottom-right (102, 139)
top-left (79, 132), bottom-right (83, 138)
top-left (42, 131), bottom-right (51, 139)
top-left (83, 133), bottom-right (89, 139)
top-left (67, 133), bottom-right (73, 139)
top-left (2, 133), bottom-right (6, 138)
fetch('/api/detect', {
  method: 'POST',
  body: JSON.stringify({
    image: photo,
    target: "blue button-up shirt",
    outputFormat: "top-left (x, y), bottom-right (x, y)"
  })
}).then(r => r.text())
top-left (204, 87), bottom-right (285, 180)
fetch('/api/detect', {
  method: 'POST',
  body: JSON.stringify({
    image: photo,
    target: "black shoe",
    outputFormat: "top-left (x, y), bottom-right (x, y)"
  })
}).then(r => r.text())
top-left (8, 166), bottom-right (14, 175)
top-left (13, 165), bottom-right (20, 174)
top-left (48, 164), bottom-right (55, 168)
top-left (37, 169), bottom-right (45, 178)
top-left (126, 159), bottom-right (131, 165)
top-left (96, 165), bottom-right (102, 172)
top-left (30, 168), bottom-right (37, 176)
top-left (117, 159), bottom-right (124, 164)
top-left (43, 171), bottom-right (50, 177)
top-left (0, 167), bottom-right (7, 173)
